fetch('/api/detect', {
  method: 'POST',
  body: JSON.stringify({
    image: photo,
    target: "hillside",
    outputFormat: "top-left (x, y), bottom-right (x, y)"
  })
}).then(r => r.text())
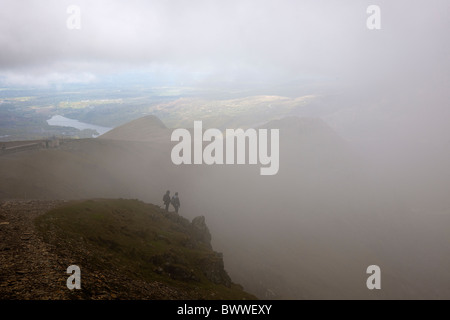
top-left (99, 115), bottom-right (170, 142)
top-left (0, 198), bottom-right (255, 300)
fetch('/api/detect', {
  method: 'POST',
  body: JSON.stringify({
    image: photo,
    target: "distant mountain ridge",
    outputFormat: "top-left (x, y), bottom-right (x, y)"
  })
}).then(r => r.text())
top-left (99, 115), bottom-right (169, 141)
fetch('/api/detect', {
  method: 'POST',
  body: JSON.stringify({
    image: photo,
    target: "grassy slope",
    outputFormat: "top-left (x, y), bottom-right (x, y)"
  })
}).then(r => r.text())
top-left (35, 198), bottom-right (256, 300)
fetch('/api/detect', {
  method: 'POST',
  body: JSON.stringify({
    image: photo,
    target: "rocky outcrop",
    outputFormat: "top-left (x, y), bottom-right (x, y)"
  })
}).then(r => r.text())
top-left (199, 252), bottom-right (232, 288)
top-left (1, 198), bottom-right (252, 299)
top-left (164, 213), bottom-right (230, 287)
top-left (190, 216), bottom-right (212, 249)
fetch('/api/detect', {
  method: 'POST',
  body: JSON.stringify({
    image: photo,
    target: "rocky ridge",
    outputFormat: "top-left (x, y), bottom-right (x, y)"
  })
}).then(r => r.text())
top-left (0, 199), bottom-right (247, 300)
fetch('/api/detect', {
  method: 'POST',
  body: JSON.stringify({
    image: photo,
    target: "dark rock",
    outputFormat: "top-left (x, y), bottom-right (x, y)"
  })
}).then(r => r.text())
top-left (199, 252), bottom-right (232, 288)
top-left (164, 211), bottom-right (190, 228)
top-left (156, 234), bottom-right (171, 244)
top-left (16, 270), bottom-right (28, 275)
top-left (190, 216), bottom-right (212, 248)
top-left (163, 263), bottom-right (200, 282)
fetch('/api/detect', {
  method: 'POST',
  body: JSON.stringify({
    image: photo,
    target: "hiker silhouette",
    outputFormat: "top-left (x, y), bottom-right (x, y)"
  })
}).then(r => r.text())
top-left (171, 192), bottom-right (180, 213)
top-left (163, 190), bottom-right (171, 211)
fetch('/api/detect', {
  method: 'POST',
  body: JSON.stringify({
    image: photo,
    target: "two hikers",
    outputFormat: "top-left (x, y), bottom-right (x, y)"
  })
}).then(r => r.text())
top-left (162, 190), bottom-right (181, 213)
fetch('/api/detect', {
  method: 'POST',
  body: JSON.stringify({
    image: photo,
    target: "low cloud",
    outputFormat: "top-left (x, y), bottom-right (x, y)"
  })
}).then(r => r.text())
top-left (0, 70), bottom-right (97, 87)
top-left (0, 0), bottom-right (448, 88)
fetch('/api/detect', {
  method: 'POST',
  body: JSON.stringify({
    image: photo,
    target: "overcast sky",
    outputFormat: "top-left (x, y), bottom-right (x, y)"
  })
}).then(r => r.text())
top-left (0, 0), bottom-right (448, 88)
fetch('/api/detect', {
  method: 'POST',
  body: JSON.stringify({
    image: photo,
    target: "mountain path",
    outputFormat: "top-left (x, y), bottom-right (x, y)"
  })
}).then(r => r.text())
top-left (0, 199), bottom-right (70, 299)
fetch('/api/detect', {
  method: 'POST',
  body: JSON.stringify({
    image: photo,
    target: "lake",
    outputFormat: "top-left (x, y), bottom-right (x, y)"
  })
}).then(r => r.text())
top-left (47, 115), bottom-right (112, 137)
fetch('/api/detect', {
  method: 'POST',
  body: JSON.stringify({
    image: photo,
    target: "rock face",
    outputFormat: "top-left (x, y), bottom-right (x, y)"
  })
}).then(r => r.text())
top-left (160, 213), bottom-right (231, 287)
top-left (189, 216), bottom-right (231, 287)
top-left (166, 213), bottom-right (230, 287)
top-left (200, 252), bottom-right (232, 288)
top-left (190, 216), bottom-right (212, 249)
